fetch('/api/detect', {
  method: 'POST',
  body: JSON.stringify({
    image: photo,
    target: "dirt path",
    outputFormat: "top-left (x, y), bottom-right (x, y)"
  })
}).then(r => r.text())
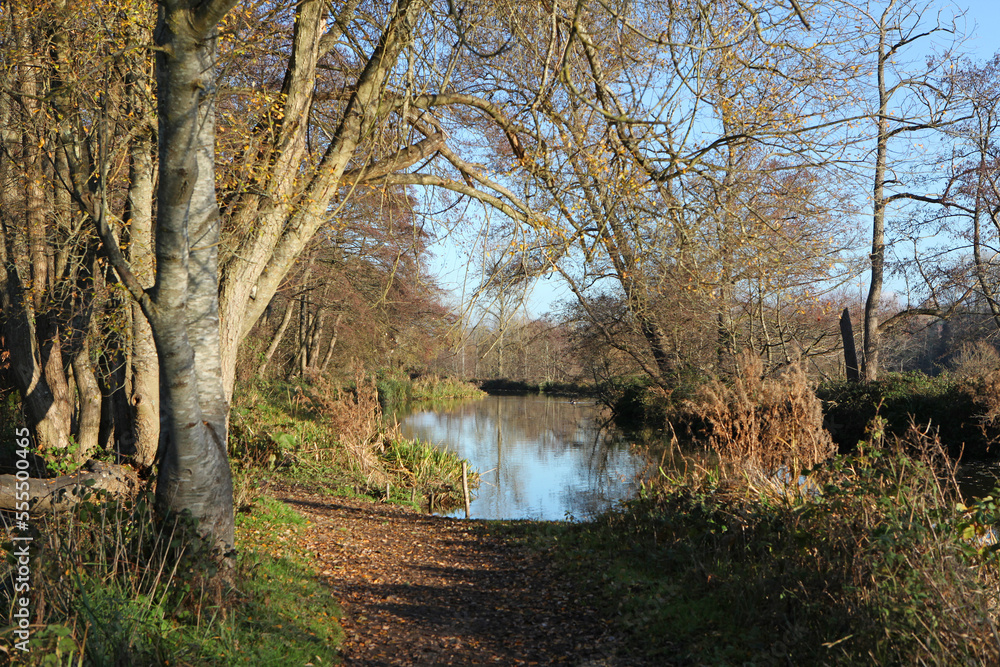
top-left (274, 485), bottom-right (643, 666)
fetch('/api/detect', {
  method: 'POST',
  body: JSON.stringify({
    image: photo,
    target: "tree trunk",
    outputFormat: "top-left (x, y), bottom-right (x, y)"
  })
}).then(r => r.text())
top-left (70, 337), bottom-right (101, 462)
top-left (125, 119), bottom-right (159, 469)
top-left (320, 312), bottom-right (344, 373)
top-left (863, 9), bottom-right (891, 382)
top-left (307, 306), bottom-right (328, 370)
top-left (258, 296), bottom-right (295, 377)
top-left (971, 151), bottom-right (1000, 332)
top-left (218, 0), bottom-right (423, 401)
top-left (147, 0), bottom-right (240, 554)
top-left (863, 117), bottom-right (887, 382)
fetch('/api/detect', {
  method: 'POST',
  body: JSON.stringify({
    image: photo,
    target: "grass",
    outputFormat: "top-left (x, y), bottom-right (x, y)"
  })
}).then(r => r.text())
top-left (375, 370), bottom-right (484, 411)
top-left (230, 372), bottom-right (477, 511)
top-left (499, 359), bottom-right (1000, 665)
top-left (409, 374), bottom-right (486, 402)
top-left (2, 491), bottom-right (341, 665)
top-left (1, 370), bottom-right (477, 663)
top-left (504, 432), bottom-right (1000, 664)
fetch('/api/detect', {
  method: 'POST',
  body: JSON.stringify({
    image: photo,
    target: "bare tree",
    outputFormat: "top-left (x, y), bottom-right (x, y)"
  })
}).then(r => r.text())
top-left (850, 0), bottom-right (966, 380)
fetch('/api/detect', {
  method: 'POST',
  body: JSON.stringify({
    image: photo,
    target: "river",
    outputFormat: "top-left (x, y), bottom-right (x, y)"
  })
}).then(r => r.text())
top-left (397, 394), bottom-right (645, 520)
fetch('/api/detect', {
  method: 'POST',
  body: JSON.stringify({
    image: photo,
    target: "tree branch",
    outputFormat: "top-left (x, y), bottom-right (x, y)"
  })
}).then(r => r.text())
top-left (341, 132), bottom-right (446, 184)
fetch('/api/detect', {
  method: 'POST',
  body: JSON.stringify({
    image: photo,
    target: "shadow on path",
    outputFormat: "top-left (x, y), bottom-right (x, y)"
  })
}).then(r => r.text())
top-left (275, 486), bottom-right (646, 666)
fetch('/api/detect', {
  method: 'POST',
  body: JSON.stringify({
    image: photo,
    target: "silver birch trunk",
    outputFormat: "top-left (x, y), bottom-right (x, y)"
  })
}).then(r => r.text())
top-left (148, 0), bottom-right (240, 552)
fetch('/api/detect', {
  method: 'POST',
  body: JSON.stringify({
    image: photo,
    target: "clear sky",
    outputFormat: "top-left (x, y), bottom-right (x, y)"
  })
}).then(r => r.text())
top-left (426, 0), bottom-right (1000, 320)
top-left (962, 0), bottom-right (998, 58)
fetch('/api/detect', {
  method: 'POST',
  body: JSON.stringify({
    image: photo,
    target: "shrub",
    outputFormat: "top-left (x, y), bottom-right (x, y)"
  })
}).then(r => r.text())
top-left (683, 353), bottom-right (836, 476)
top-left (603, 375), bottom-right (668, 425)
top-left (375, 370), bottom-right (412, 411)
top-left (950, 340), bottom-right (1000, 378)
top-left (819, 371), bottom-right (1000, 458)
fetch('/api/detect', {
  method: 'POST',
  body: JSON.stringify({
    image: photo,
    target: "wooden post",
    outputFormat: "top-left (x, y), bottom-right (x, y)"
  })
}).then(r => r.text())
top-left (840, 308), bottom-right (860, 382)
top-left (462, 461), bottom-right (471, 518)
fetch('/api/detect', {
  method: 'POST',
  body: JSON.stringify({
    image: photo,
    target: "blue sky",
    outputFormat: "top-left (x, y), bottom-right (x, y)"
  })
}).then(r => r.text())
top-left (426, 0), bottom-right (1000, 320)
top-left (963, 0), bottom-right (998, 57)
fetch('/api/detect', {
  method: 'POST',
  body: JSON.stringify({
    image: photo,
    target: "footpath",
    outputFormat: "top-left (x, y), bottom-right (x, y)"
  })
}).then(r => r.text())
top-left (275, 485), bottom-right (647, 666)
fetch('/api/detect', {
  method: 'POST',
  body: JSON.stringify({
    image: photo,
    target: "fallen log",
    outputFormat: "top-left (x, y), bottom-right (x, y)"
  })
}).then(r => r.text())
top-left (0, 460), bottom-right (139, 513)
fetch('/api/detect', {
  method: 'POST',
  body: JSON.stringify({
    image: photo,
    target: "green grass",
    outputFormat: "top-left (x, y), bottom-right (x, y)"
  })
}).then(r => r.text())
top-left (5, 374), bottom-right (474, 664)
top-left (230, 377), bottom-right (477, 511)
top-left (381, 435), bottom-right (479, 509)
top-left (502, 443), bottom-right (1000, 665)
top-left (226, 497), bottom-right (342, 666)
top-left (5, 493), bottom-right (342, 666)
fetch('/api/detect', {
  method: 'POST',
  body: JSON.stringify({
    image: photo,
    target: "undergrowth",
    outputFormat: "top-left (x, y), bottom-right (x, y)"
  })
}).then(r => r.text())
top-left (684, 354), bottom-right (836, 477)
top-left (508, 355), bottom-right (1000, 664)
top-left (510, 429), bottom-right (1000, 664)
top-left (230, 368), bottom-right (478, 511)
top-left (819, 370), bottom-right (1000, 458)
top-left (1, 492), bottom-right (341, 665)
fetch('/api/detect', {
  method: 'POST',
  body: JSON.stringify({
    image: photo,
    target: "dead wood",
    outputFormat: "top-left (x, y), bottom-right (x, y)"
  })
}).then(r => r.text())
top-left (0, 461), bottom-right (138, 512)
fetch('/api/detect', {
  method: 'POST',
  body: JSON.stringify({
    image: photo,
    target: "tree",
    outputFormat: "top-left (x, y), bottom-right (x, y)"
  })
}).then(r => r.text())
top-left (128, 0), bottom-right (241, 551)
top-left (1, 0), bottom-right (238, 546)
top-left (0, 1), bottom-right (161, 468)
top-left (849, 0), bottom-right (966, 380)
top-left (937, 54), bottom-right (1000, 334)
top-left (249, 188), bottom-right (450, 382)
top-left (418, 0), bottom-right (859, 384)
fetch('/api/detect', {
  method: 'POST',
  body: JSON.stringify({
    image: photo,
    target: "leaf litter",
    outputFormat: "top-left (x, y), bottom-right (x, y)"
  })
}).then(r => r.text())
top-left (273, 484), bottom-right (650, 666)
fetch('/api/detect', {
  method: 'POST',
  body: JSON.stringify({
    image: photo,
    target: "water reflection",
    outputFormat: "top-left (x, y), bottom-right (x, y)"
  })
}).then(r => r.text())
top-left (398, 395), bottom-right (643, 520)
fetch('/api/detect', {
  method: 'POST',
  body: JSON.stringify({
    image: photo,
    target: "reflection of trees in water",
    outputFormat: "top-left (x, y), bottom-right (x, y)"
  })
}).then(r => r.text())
top-left (561, 422), bottom-right (643, 519)
top-left (400, 395), bottom-right (645, 519)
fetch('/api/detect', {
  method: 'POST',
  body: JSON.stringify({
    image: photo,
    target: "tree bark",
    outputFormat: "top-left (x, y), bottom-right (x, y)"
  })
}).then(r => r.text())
top-left (70, 337), bottom-right (102, 462)
top-left (0, 461), bottom-right (137, 513)
top-left (218, 0), bottom-right (425, 401)
top-left (146, 0), bottom-right (240, 553)
top-left (320, 312), bottom-right (344, 373)
top-left (125, 120), bottom-right (159, 469)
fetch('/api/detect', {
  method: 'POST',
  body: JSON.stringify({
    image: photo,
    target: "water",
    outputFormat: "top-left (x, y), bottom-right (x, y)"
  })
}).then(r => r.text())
top-left (397, 394), bottom-right (644, 520)
top-left (957, 459), bottom-right (1000, 500)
